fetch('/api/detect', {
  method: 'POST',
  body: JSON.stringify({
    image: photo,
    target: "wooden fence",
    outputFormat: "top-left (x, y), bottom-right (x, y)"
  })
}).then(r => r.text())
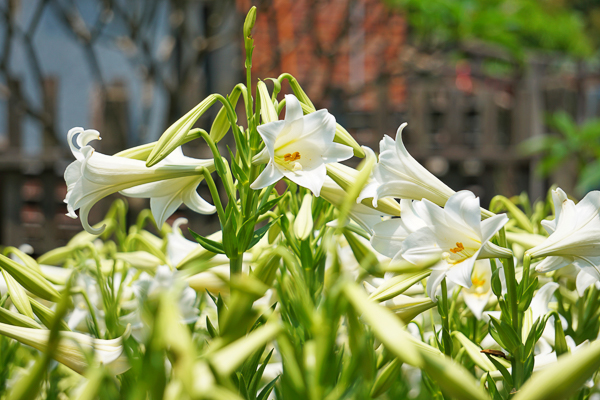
top-left (1, 64), bottom-right (597, 254)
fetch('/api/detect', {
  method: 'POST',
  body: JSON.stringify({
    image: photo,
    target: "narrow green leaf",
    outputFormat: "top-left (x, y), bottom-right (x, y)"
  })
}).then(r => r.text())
top-left (189, 228), bottom-right (226, 254)
top-left (248, 217), bottom-right (280, 250)
top-left (257, 377), bottom-right (279, 400)
top-left (485, 355), bottom-right (513, 387)
top-left (249, 349), bottom-right (275, 397)
top-left (453, 331), bottom-right (497, 372)
top-left (344, 283), bottom-right (423, 367)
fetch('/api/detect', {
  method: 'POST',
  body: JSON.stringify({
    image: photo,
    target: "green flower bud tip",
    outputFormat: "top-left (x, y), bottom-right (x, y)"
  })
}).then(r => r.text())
top-left (244, 7), bottom-right (257, 40)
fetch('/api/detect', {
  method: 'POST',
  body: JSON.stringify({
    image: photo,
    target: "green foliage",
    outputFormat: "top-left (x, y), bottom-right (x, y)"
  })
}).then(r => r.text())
top-left (521, 111), bottom-right (600, 194)
top-left (388, 0), bottom-right (594, 58)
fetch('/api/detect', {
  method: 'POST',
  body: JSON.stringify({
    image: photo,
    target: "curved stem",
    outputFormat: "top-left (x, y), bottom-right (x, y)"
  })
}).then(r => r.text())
top-left (201, 167), bottom-right (226, 224)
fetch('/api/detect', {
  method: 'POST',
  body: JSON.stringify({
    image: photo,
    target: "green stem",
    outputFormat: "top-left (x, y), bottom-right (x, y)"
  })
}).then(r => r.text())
top-left (71, 288), bottom-right (101, 337)
top-left (230, 253), bottom-right (243, 276)
top-left (499, 227), bottom-right (524, 391)
top-left (201, 168), bottom-right (226, 223)
top-left (513, 351), bottom-right (525, 390)
top-left (440, 278), bottom-right (453, 357)
top-left (498, 228), bottom-right (519, 333)
top-left (522, 253), bottom-right (531, 291)
top-left (214, 94), bottom-right (248, 169)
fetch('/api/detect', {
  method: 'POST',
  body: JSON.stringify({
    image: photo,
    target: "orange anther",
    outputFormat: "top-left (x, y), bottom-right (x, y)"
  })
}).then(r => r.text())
top-left (449, 242), bottom-right (465, 254)
top-left (284, 152), bottom-right (301, 162)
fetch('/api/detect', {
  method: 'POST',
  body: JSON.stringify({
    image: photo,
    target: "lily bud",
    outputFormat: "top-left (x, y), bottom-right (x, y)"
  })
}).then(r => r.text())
top-left (243, 7), bottom-right (257, 68)
top-left (391, 297), bottom-right (437, 323)
top-left (243, 6), bottom-right (257, 40)
top-left (0, 306), bottom-right (42, 329)
top-left (371, 358), bottom-right (402, 398)
top-left (294, 194), bottom-right (313, 241)
top-left (1, 269), bottom-right (34, 318)
top-left (146, 95), bottom-right (218, 167)
top-left (257, 81), bottom-right (278, 123)
top-left (0, 322), bottom-right (130, 375)
top-left (115, 251), bottom-right (162, 271)
top-left (210, 88), bottom-right (241, 143)
top-left (0, 254), bottom-right (60, 302)
top-left (37, 245), bottom-right (75, 266)
top-left (114, 128), bottom-right (204, 161)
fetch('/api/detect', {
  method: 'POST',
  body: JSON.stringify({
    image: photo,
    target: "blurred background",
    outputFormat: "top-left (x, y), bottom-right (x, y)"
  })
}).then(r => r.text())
top-left (1, 0), bottom-right (600, 254)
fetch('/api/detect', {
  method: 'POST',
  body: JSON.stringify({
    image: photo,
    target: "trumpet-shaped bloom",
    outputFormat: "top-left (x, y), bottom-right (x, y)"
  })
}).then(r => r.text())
top-left (462, 260), bottom-right (492, 320)
top-left (250, 94), bottom-right (353, 196)
top-left (120, 147), bottom-right (216, 228)
top-left (363, 123), bottom-right (455, 207)
top-left (528, 188), bottom-right (600, 280)
top-left (0, 322), bottom-right (130, 374)
top-left (64, 127), bottom-right (215, 234)
top-left (371, 191), bottom-right (511, 300)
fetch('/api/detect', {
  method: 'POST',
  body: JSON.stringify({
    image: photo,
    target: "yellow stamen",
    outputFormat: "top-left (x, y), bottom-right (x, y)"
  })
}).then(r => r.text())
top-left (472, 276), bottom-right (486, 287)
top-left (284, 152), bottom-right (301, 162)
top-left (450, 242), bottom-right (465, 254)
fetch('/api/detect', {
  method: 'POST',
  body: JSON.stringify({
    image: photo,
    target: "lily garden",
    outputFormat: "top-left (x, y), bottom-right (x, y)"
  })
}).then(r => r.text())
top-left (2, 7), bottom-right (600, 400)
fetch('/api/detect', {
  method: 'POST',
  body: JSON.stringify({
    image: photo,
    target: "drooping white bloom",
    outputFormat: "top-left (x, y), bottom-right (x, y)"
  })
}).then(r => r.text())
top-left (528, 188), bottom-right (600, 282)
top-left (64, 127), bottom-right (214, 234)
top-left (362, 123), bottom-right (455, 207)
top-left (371, 191), bottom-right (511, 300)
top-left (0, 322), bottom-right (130, 374)
top-left (120, 147), bottom-right (216, 228)
top-left (250, 94), bottom-right (353, 196)
top-left (462, 259), bottom-right (492, 320)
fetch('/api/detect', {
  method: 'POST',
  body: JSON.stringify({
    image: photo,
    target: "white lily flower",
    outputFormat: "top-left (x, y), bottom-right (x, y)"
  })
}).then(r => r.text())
top-left (250, 94), bottom-right (353, 196)
top-left (122, 265), bottom-right (198, 342)
top-left (525, 282), bottom-right (567, 346)
top-left (64, 127), bottom-right (214, 234)
top-left (120, 147), bottom-right (216, 228)
top-left (575, 268), bottom-right (600, 296)
top-left (371, 191), bottom-right (511, 300)
top-left (0, 322), bottom-right (130, 374)
top-left (364, 123), bottom-right (455, 207)
top-left (462, 259), bottom-right (493, 320)
top-left (166, 218), bottom-right (201, 266)
top-left (527, 188), bottom-right (600, 281)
